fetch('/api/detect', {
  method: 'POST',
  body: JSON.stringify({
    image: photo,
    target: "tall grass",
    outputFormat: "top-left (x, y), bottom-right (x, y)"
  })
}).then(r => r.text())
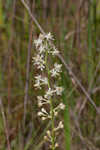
top-left (62, 72), bottom-right (71, 150)
top-left (88, 1), bottom-right (93, 85)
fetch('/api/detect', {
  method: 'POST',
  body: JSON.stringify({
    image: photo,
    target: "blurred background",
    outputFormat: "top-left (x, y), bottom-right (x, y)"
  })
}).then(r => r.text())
top-left (0, 0), bottom-right (100, 150)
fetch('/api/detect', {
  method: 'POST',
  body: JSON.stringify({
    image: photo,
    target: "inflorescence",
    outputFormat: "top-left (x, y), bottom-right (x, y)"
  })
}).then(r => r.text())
top-left (32, 32), bottom-right (65, 149)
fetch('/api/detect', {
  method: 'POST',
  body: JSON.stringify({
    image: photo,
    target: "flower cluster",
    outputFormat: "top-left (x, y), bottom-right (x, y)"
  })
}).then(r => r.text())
top-left (33, 32), bottom-right (65, 149)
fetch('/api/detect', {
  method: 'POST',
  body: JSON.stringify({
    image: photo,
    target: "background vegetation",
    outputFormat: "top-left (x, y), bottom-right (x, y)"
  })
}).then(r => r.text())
top-left (0, 0), bottom-right (100, 150)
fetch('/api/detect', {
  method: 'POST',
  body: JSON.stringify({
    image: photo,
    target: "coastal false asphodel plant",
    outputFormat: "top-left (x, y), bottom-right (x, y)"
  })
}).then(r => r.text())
top-left (32, 32), bottom-right (65, 150)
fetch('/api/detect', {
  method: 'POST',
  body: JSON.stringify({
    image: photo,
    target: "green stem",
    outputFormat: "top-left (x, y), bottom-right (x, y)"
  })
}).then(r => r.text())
top-left (45, 51), bottom-right (55, 150)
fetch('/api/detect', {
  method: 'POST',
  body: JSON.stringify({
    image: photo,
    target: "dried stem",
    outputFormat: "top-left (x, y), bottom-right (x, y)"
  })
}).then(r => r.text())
top-left (0, 97), bottom-right (11, 150)
top-left (7, 0), bottom-right (16, 116)
top-left (23, 19), bottom-right (33, 128)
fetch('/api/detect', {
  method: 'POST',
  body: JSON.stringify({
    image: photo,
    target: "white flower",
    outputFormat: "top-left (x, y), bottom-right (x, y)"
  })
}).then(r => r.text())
top-left (41, 108), bottom-right (48, 114)
top-left (59, 103), bottom-right (65, 110)
top-left (41, 117), bottom-right (47, 120)
top-left (39, 33), bottom-right (45, 41)
top-left (50, 63), bottom-right (62, 77)
top-left (44, 130), bottom-right (52, 142)
top-left (53, 110), bottom-right (58, 117)
top-left (34, 82), bottom-right (41, 89)
top-left (37, 96), bottom-right (44, 107)
top-left (32, 54), bottom-right (41, 65)
top-left (44, 88), bottom-right (55, 99)
top-left (54, 103), bottom-right (65, 112)
top-left (58, 121), bottom-right (64, 129)
top-left (41, 77), bottom-right (48, 85)
top-left (50, 68), bottom-right (57, 77)
top-left (47, 130), bottom-right (51, 137)
top-left (45, 32), bottom-right (54, 41)
top-left (54, 86), bottom-right (64, 95)
top-left (34, 76), bottom-right (48, 89)
top-left (56, 121), bottom-right (64, 130)
top-left (54, 121), bottom-right (64, 132)
top-left (38, 63), bottom-right (45, 71)
top-left (37, 108), bottom-right (50, 120)
top-left (52, 47), bottom-right (59, 56)
top-left (55, 143), bottom-right (59, 148)
top-left (34, 38), bottom-right (42, 48)
top-left (37, 96), bottom-right (50, 107)
top-left (37, 111), bottom-right (44, 116)
top-left (38, 45), bottom-right (46, 54)
top-left (54, 63), bottom-right (62, 72)
top-left (37, 96), bottom-right (43, 101)
top-left (34, 75), bottom-right (42, 89)
top-left (32, 54), bottom-right (45, 71)
top-left (44, 135), bottom-right (48, 141)
top-left (35, 75), bottom-right (42, 80)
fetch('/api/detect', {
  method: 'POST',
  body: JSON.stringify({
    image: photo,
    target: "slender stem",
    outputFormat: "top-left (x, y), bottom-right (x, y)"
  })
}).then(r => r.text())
top-left (45, 50), bottom-right (55, 150)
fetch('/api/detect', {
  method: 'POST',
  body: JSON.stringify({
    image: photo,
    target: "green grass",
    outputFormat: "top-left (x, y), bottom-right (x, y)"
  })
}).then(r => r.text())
top-left (62, 72), bottom-right (71, 150)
